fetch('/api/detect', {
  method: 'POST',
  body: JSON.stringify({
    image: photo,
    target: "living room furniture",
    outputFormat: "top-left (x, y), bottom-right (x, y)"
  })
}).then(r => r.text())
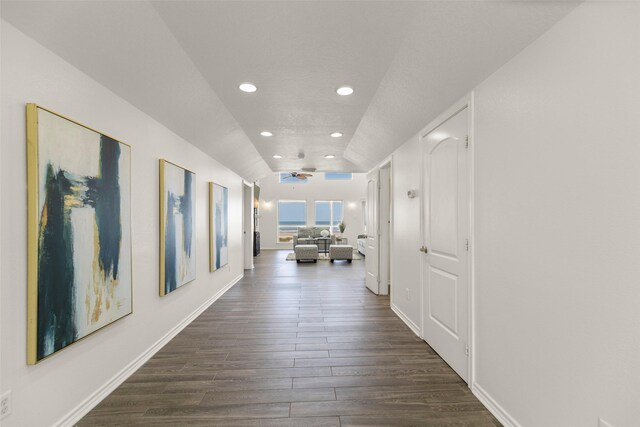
top-left (336, 237), bottom-right (348, 245)
top-left (314, 237), bottom-right (331, 254)
top-left (294, 244), bottom-right (318, 263)
top-left (329, 245), bottom-right (353, 263)
top-left (356, 237), bottom-right (366, 256)
top-left (293, 226), bottom-right (336, 248)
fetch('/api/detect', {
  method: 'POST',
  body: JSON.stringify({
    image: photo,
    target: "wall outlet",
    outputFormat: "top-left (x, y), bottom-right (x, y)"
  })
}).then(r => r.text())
top-left (599, 418), bottom-right (614, 427)
top-left (0, 390), bottom-right (11, 420)
top-left (405, 288), bottom-right (410, 301)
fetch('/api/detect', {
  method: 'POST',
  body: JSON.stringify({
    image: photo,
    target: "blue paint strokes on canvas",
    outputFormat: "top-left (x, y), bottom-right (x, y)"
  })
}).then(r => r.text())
top-left (213, 184), bottom-right (229, 270)
top-left (214, 185), bottom-right (228, 270)
top-left (164, 193), bottom-right (178, 294)
top-left (37, 136), bottom-right (123, 360)
top-left (182, 171), bottom-right (193, 257)
top-left (85, 137), bottom-right (122, 279)
top-left (164, 168), bottom-right (195, 294)
top-left (37, 165), bottom-right (77, 359)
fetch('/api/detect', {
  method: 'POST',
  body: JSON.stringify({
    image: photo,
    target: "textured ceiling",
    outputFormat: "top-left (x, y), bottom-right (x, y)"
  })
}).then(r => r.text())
top-left (152, 1), bottom-right (418, 173)
top-left (1, 1), bottom-right (579, 180)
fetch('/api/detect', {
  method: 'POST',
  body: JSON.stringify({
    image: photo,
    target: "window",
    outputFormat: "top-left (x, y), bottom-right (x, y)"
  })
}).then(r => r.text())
top-left (279, 172), bottom-right (308, 184)
top-left (324, 172), bottom-right (353, 181)
top-left (315, 201), bottom-right (343, 233)
top-left (278, 200), bottom-right (306, 243)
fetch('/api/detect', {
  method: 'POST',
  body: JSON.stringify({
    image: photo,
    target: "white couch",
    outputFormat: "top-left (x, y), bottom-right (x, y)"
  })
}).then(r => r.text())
top-left (293, 226), bottom-right (336, 248)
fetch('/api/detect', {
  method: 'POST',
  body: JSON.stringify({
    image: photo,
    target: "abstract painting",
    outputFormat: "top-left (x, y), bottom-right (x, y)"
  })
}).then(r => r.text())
top-left (160, 160), bottom-right (196, 295)
top-left (26, 104), bottom-right (132, 364)
top-left (209, 182), bottom-right (228, 271)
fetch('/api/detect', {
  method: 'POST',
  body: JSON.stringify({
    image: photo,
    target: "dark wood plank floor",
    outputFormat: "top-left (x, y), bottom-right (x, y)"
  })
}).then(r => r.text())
top-left (78, 250), bottom-right (500, 426)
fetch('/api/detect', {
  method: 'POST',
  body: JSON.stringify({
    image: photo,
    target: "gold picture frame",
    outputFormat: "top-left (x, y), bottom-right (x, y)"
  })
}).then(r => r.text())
top-left (159, 159), bottom-right (196, 296)
top-left (26, 104), bottom-right (133, 365)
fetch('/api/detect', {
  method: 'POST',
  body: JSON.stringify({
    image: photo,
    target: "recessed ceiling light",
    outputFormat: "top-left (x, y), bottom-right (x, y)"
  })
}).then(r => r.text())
top-left (330, 132), bottom-right (343, 138)
top-left (239, 82), bottom-right (257, 93)
top-left (324, 154), bottom-right (335, 159)
top-left (260, 131), bottom-right (273, 137)
top-left (336, 86), bottom-right (354, 96)
top-left (272, 154), bottom-right (282, 159)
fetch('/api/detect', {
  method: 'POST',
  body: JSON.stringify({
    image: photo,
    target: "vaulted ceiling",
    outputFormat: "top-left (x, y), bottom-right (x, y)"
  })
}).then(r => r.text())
top-left (2, 1), bottom-right (579, 181)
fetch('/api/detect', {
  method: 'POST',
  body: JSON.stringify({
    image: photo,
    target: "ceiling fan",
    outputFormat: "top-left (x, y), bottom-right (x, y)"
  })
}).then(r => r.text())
top-left (282, 171), bottom-right (313, 180)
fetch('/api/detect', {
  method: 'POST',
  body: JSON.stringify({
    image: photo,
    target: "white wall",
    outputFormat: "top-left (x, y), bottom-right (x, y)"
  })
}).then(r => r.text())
top-left (0, 22), bottom-right (245, 427)
top-left (258, 172), bottom-right (366, 249)
top-left (390, 138), bottom-right (421, 332)
top-left (473, 2), bottom-right (640, 426)
top-left (388, 2), bottom-right (640, 426)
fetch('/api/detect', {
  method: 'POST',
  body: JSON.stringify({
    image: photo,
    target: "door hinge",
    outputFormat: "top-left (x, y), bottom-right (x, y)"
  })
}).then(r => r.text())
top-left (465, 239), bottom-right (469, 252)
top-left (465, 135), bottom-right (469, 149)
top-left (465, 344), bottom-right (470, 357)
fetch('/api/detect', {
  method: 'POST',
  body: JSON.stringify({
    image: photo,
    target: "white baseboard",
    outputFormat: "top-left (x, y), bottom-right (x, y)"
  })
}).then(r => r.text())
top-left (472, 383), bottom-right (521, 427)
top-left (391, 303), bottom-right (421, 337)
top-left (54, 274), bottom-right (243, 427)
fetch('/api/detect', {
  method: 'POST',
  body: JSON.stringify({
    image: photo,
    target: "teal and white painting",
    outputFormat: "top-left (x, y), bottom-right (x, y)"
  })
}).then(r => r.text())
top-left (210, 182), bottom-right (228, 271)
top-left (160, 160), bottom-right (196, 296)
top-left (27, 105), bottom-right (132, 364)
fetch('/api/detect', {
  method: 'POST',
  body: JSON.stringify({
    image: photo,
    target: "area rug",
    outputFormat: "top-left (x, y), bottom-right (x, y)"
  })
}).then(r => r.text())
top-left (286, 251), bottom-right (364, 261)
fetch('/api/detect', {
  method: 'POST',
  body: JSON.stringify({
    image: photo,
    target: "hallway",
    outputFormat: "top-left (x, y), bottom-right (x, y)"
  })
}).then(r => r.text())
top-left (78, 250), bottom-right (499, 426)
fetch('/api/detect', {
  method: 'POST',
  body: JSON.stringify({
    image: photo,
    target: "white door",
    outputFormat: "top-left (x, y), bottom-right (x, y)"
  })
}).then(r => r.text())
top-left (421, 107), bottom-right (470, 382)
top-left (378, 165), bottom-right (391, 296)
top-left (365, 169), bottom-right (379, 294)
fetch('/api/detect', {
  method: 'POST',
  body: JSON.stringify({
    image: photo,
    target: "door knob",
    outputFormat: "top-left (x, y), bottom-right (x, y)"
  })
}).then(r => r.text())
top-left (419, 246), bottom-right (429, 254)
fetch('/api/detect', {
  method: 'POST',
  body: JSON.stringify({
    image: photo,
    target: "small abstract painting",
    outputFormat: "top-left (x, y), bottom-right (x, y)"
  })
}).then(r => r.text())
top-left (160, 160), bottom-right (196, 296)
top-left (209, 182), bottom-right (229, 271)
top-left (26, 104), bottom-right (132, 364)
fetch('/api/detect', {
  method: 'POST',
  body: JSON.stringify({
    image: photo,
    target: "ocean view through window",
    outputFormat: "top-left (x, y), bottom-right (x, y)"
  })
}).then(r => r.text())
top-left (315, 201), bottom-right (343, 233)
top-left (278, 200), bottom-right (306, 243)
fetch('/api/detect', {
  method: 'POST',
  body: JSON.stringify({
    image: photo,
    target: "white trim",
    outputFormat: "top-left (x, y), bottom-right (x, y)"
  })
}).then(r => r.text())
top-left (468, 91), bottom-right (477, 387)
top-left (472, 383), bottom-right (521, 427)
top-left (391, 303), bottom-right (420, 337)
top-left (53, 274), bottom-right (243, 427)
top-left (372, 154), bottom-right (393, 172)
top-left (388, 158), bottom-right (394, 300)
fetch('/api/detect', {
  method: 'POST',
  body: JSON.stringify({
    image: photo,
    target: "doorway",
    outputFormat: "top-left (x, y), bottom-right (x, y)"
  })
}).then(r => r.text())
top-left (242, 182), bottom-right (254, 270)
top-left (420, 101), bottom-right (472, 383)
top-left (379, 162), bottom-right (391, 296)
top-left (364, 161), bottom-right (391, 296)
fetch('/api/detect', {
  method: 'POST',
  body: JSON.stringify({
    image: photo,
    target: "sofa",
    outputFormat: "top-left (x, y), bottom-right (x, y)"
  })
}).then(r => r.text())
top-left (293, 226), bottom-right (336, 248)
